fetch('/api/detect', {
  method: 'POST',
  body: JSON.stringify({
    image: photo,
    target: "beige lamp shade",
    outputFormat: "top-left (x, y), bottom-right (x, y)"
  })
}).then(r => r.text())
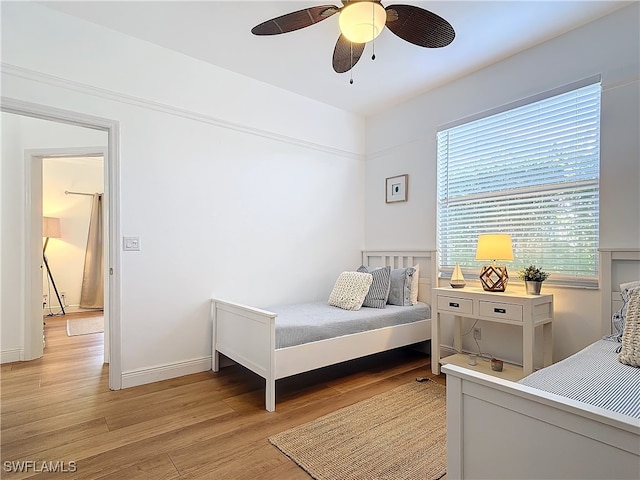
top-left (43, 217), bottom-right (61, 239)
top-left (475, 233), bottom-right (513, 292)
top-left (338, 1), bottom-right (386, 43)
top-left (475, 234), bottom-right (514, 262)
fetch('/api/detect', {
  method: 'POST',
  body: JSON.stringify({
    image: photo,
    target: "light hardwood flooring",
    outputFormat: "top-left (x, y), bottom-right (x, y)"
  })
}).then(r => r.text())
top-left (1, 313), bottom-right (444, 479)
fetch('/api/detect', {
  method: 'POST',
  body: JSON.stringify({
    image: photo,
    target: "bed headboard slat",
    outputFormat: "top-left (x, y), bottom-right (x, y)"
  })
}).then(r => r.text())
top-left (599, 248), bottom-right (640, 336)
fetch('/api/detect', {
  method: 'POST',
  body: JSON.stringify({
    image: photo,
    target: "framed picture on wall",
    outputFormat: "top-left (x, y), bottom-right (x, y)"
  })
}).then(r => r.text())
top-left (386, 174), bottom-right (408, 203)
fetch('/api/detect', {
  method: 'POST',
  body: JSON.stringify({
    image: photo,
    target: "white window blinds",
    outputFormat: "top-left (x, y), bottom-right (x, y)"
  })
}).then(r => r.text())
top-left (437, 82), bottom-right (601, 286)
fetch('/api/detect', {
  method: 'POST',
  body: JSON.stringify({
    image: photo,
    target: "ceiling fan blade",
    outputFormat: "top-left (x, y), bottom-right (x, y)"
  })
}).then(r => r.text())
top-left (251, 5), bottom-right (339, 35)
top-left (385, 4), bottom-right (455, 48)
top-left (332, 35), bottom-right (365, 73)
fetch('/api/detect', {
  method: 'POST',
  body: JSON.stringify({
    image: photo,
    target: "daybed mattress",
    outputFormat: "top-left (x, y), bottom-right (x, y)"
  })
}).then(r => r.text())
top-left (267, 301), bottom-right (431, 349)
top-left (519, 339), bottom-right (640, 419)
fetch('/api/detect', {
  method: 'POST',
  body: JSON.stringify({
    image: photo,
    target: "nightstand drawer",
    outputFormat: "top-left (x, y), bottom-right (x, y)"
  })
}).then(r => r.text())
top-left (437, 295), bottom-right (473, 315)
top-left (479, 301), bottom-right (523, 321)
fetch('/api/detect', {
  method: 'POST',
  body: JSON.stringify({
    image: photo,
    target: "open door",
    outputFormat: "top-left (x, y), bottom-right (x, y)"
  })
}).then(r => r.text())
top-left (27, 156), bottom-right (44, 360)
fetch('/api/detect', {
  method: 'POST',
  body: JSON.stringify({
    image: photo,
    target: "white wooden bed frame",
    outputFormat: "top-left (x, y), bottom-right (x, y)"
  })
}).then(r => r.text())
top-left (443, 248), bottom-right (640, 479)
top-left (211, 250), bottom-right (436, 412)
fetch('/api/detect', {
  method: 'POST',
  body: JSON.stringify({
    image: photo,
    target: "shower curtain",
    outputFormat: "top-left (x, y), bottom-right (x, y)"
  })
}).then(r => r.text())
top-left (80, 193), bottom-right (104, 309)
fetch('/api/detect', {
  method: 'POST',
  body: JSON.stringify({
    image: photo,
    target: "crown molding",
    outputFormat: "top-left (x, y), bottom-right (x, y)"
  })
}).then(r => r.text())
top-left (1, 63), bottom-right (361, 160)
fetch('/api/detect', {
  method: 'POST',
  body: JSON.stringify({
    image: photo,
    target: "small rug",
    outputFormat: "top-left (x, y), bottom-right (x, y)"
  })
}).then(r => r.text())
top-left (66, 316), bottom-right (104, 336)
top-left (269, 380), bottom-right (447, 480)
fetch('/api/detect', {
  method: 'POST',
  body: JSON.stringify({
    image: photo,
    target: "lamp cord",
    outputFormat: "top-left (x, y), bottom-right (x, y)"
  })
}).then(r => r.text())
top-left (456, 319), bottom-right (491, 360)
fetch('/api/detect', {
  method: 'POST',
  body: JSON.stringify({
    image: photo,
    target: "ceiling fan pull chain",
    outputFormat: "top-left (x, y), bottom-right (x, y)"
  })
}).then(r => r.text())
top-left (371, 2), bottom-right (376, 61)
top-left (349, 42), bottom-right (354, 84)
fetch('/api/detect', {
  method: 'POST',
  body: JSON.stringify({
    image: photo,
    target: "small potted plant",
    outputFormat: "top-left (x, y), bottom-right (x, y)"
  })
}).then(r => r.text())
top-left (518, 265), bottom-right (550, 295)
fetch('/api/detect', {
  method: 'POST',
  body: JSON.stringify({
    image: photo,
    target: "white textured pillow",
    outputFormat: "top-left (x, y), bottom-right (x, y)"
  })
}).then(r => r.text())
top-left (619, 286), bottom-right (640, 367)
top-left (328, 271), bottom-right (373, 311)
top-left (410, 264), bottom-right (420, 305)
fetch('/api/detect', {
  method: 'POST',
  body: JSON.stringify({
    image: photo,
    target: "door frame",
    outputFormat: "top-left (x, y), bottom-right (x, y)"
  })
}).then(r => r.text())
top-left (2, 97), bottom-right (122, 390)
top-left (31, 149), bottom-right (108, 362)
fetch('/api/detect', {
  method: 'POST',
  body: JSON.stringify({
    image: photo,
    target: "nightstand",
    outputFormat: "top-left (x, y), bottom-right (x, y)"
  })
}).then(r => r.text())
top-left (431, 286), bottom-right (553, 378)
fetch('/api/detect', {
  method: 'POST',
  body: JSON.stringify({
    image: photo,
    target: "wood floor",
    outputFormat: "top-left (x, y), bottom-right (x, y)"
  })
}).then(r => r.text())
top-left (1, 313), bottom-right (444, 479)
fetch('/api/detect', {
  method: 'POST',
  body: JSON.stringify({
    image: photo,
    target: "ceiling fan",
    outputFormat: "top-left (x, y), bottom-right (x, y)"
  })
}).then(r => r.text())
top-left (251, 1), bottom-right (455, 75)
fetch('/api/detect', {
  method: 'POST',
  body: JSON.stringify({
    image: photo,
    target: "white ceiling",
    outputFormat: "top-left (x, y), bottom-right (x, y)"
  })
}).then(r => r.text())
top-left (43, 1), bottom-right (630, 116)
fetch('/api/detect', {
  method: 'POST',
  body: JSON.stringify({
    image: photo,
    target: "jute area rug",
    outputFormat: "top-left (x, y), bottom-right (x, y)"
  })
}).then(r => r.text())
top-left (66, 316), bottom-right (104, 336)
top-left (269, 380), bottom-right (446, 480)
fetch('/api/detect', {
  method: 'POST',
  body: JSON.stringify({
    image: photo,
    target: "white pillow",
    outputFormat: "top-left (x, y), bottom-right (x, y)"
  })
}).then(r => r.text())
top-left (328, 271), bottom-right (373, 311)
top-left (410, 264), bottom-right (420, 305)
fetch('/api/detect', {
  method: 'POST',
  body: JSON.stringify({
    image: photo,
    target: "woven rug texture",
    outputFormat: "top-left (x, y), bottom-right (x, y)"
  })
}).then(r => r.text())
top-left (269, 380), bottom-right (446, 480)
top-left (66, 316), bottom-right (104, 336)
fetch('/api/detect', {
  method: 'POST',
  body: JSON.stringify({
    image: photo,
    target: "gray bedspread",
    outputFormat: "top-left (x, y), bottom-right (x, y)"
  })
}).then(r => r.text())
top-left (519, 339), bottom-right (640, 419)
top-left (267, 301), bottom-right (431, 349)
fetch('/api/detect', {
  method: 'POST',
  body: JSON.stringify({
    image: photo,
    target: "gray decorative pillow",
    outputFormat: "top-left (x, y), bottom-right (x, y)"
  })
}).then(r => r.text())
top-left (619, 286), bottom-right (640, 367)
top-left (357, 265), bottom-right (391, 308)
top-left (328, 271), bottom-right (373, 311)
top-left (387, 267), bottom-right (416, 306)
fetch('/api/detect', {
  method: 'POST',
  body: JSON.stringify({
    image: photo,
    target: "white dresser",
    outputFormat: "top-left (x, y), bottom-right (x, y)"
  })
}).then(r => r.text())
top-left (431, 286), bottom-right (553, 378)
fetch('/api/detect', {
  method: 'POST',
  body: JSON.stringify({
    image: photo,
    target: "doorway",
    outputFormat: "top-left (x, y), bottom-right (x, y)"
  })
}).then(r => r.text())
top-left (40, 154), bottom-right (106, 360)
top-left (1, 97), bottom-right (122, 390)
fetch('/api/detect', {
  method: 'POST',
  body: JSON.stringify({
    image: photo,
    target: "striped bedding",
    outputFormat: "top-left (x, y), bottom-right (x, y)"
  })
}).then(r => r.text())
top-left (519, 340), bottom-right (640, 419)
top-left (268, 301), bottom-right (430, 349)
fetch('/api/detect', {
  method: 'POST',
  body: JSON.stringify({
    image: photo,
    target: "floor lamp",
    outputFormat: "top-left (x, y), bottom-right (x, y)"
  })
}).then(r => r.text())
top-left (43, 216), bottom-right (66, 316)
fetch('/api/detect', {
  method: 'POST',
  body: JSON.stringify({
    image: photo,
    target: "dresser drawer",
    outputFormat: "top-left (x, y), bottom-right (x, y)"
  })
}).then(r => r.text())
top-left (437, 295), bottom-right (473, 315)
top-left (479, 301), bottom-right (523, 321)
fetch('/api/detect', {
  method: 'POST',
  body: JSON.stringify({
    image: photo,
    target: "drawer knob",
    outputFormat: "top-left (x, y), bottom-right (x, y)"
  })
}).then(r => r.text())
top-left (449, 302), bottom-right (459, 308)
top-left (494, 308), bottom-right (506, 314)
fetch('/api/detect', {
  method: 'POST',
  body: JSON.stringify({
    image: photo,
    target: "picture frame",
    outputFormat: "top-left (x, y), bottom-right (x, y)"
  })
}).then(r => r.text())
top-left (386, 174), bottom-right (408, 203)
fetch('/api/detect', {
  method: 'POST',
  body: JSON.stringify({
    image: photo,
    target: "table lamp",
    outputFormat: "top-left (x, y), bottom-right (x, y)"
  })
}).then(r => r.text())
top-left (475, 233), bottom-right (513, 292)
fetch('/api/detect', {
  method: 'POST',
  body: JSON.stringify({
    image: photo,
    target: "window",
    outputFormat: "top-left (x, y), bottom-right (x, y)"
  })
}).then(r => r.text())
top-left (437, 80), bottom-right (601, 286)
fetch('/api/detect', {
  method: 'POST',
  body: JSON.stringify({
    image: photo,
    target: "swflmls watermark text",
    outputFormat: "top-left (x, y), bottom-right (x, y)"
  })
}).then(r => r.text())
top-left (3, 460), bottom-right (77, 473)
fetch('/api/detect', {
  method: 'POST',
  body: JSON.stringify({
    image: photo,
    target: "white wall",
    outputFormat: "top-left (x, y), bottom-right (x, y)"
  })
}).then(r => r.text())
top-left (365, 4), bottom-right (640, 364)
top-left (43, 157), bottom-right (104, 312)
top-left (1, 3), bottom-right (366, 381)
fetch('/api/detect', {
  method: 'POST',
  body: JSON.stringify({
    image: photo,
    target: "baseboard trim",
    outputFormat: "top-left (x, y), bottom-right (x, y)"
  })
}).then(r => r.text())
top-left (121, 356), bottom-right (211, 389)
top-left (1, 348), bottom-right (23, 364)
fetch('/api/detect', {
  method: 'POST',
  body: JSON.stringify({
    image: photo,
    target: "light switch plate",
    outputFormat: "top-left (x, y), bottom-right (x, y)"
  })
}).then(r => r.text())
top-left (123, 236), bottom-right (141, 251)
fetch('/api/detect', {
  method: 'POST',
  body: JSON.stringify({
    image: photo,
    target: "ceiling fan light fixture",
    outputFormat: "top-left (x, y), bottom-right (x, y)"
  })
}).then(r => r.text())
top-left (339, 1), bottom-right (386, 44)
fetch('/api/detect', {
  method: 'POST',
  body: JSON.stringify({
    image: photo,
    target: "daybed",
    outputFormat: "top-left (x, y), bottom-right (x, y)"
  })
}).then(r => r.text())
top-left (443, 248), bottom-right (640, 479)
top-left (211, 250), bottom-right (436, 411)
